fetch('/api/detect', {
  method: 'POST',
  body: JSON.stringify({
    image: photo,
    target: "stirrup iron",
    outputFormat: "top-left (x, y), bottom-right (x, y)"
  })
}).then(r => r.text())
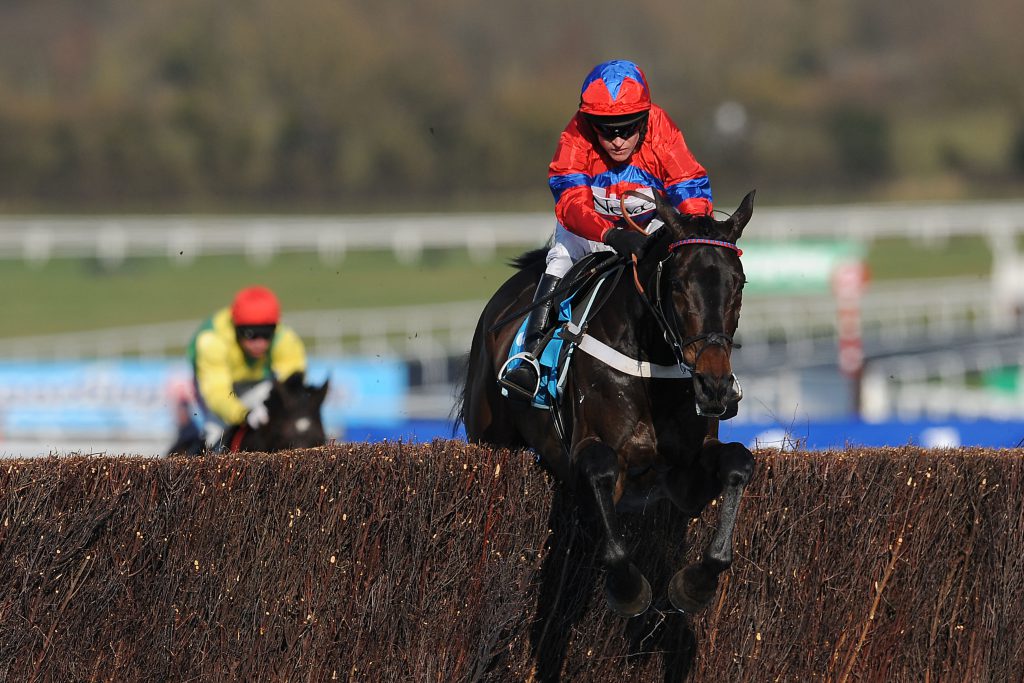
top-left (498, 352), bottom-right (542, 399)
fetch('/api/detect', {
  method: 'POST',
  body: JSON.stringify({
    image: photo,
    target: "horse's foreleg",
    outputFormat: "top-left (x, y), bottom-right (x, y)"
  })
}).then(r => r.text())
top-left (669, 440), bottom-right (754, 613)
top-left (575, 437), bottom-right (652, 617)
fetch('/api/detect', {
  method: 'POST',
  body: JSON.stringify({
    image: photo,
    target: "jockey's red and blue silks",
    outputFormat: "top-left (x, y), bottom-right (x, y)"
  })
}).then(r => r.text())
top-left (548, 104), bottom-right (712, 242)
top-left (579, 59), bottom-right (652, 116)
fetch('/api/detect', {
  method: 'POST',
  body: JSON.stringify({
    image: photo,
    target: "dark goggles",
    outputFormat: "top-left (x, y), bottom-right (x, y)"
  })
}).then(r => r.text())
top-left (236, 324), bottom-right (276, 340)
top-left (588, 113), bottom-right (648, 141)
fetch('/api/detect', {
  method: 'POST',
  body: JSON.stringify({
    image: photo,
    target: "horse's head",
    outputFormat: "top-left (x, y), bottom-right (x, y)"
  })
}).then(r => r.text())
top-left (262, 371), bottom-right (329, 450)
top-left (640, 190), bottom-right (755, 417)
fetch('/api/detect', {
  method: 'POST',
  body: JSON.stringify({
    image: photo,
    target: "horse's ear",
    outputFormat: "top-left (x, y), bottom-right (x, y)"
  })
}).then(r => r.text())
top-left (628, 189), bottom-right (682, 258)
top-left (266, 385), bottom-right (284, 411)
top-left (314, 380), bottom-right (330, 406)
top-left (283, 371), bottom-right (305, 390)
top-left (723, 190), bottom-right (756, 243)
top-left (650, 190), bottom-right (685, 232)
top-left (651, 190), bottom-right (714, 239)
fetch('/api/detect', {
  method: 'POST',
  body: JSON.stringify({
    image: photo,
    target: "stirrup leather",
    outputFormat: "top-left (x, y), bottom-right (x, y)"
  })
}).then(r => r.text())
top-left (498, 352), bottom-right (542, 398)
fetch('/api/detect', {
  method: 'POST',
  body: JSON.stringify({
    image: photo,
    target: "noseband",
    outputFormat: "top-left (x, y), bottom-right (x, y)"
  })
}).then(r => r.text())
top-left (634, 239), bottom-right (741, 374)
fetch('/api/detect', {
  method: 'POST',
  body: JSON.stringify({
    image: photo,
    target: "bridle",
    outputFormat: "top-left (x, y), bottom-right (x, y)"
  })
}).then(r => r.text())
top-left (627, 235), bottom-right (742, 375)
top-left (617, 189), bottom-right (744, 375)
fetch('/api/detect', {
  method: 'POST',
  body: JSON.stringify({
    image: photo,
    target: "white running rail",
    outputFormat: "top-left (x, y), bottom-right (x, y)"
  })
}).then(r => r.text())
top-left (739, 277), bottom-right (1009, 350)
top-left (0, 277), bottom-right (1009, 364)
top-left (0, 302), bottom-right (484, 361)
top-left (4, 199), bottom-right (1024, 266)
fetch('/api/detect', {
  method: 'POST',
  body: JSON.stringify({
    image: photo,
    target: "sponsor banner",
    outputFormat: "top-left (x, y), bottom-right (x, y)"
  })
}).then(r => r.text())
top-left (0, 358), bottom-right (406, 441)
top-left (719, 418), bottom-right (1024, 450)
top-left (741, 241), bottom-right (865, 293)
top-left (307, 358), bottom-right (406, 429)
top-left (349, 418), bottom-right (1024, 450)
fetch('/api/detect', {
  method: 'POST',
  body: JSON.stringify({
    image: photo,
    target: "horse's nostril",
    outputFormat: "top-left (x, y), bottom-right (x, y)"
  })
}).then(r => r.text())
top-left (694, 373), bottom-right (724, 396)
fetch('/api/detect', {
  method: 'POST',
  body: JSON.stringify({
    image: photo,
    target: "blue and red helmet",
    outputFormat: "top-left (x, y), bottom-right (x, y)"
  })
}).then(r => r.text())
top-left (579, 60), bottom-right (652, 117)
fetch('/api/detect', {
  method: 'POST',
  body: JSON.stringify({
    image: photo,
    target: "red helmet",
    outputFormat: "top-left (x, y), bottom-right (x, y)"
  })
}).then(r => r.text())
top-left (579, 60), bottom-right (652, 117)
top-left (231, 286), bottom-right (280, 326)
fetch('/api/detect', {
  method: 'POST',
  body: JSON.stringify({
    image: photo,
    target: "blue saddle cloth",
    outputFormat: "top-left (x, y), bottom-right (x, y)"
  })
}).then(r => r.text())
top-left (505, 297), bottom-right (574, 408)
top-left (502, 253), bottom-right (621, 408)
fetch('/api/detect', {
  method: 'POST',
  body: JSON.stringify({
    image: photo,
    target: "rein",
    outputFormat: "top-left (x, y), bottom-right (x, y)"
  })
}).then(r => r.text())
top-left (229, 422), bottom-right (249, 453)
top-left (489, 254), bottom-right (622, 332)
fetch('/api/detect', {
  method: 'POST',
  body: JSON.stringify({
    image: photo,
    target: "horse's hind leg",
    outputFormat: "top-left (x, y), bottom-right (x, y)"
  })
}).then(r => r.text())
top-left (576, 438), bottom-right (652, 617)
top-left (668, 440), bottom-right (754, 613)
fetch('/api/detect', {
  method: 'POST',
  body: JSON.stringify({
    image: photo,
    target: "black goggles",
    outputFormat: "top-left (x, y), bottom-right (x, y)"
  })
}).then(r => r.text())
top-left (588, 113), bottom-right (647, 141)
top-left (236, 324), bottom-right (276, 340)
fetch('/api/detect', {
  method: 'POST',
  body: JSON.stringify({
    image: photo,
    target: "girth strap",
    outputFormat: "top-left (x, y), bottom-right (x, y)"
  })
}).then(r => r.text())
top-left (563, 323), bottom-right (691, 379)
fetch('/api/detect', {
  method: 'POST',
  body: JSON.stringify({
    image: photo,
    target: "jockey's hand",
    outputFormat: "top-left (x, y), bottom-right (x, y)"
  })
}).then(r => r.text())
top-left (245, 403), bottom-right (269, 429)
top-left (603, 227), bottom-right (647, 260)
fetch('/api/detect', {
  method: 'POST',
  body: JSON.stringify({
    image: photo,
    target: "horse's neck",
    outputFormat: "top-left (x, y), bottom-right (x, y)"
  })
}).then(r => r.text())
top-left (237, 422), bottom-right (272, 452)
top-left (589, 278), bottom-right (673, 363)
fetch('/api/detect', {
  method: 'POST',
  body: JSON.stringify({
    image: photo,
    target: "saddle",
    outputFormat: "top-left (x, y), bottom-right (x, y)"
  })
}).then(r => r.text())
top-left (501, 250), bottom-right (697, 409)
top-left (500, 252), bottom-right (624, 408)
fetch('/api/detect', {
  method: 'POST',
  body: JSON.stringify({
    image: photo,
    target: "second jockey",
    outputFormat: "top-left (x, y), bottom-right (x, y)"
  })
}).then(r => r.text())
top-left (186, 285), bottom-right (307, 452)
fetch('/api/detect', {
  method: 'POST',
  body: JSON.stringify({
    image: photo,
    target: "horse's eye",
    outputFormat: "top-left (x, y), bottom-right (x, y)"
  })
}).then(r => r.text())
top-left (669, 279), bottom-right (685, 292)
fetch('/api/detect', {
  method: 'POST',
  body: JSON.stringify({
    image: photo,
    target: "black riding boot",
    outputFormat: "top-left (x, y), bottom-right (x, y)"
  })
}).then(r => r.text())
top-left (499, 273), bottom-right (562, 400)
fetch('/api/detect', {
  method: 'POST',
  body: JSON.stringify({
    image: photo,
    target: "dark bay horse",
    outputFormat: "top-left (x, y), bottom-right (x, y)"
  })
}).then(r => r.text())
top-left (460, 190), bottom-right (756, 617)
top-left (168, 372), bottom-right (329, 455)
top-left (224, 372), bottom-right (329, 452)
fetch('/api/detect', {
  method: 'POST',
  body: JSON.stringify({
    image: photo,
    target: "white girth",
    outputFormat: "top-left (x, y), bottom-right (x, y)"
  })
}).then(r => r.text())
top-left (563, 322), bottom-right (691, 379)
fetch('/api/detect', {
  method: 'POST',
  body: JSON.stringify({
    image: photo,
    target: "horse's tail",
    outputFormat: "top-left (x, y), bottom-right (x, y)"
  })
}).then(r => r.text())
top-left (510, 245), bottom-right (549, 272)
top-left (450, 352), bottom-right (469, 438)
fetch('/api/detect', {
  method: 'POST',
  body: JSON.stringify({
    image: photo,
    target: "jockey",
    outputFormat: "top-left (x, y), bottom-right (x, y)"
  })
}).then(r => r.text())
top-left (187, 285), bottom-right (307, 451)
top-left (499, 59), bottom-right (714, 400)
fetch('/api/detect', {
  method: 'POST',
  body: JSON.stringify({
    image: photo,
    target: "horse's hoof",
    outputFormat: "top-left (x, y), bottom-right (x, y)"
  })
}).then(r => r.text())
top-left (668, 564), bottom-right (720, 614)
top-left (605, 573), bottom-right (652, 618)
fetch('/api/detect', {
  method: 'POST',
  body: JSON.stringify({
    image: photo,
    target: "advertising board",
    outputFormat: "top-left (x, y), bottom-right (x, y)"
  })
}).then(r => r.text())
top-left (0, 358), bottom-right (407, 455)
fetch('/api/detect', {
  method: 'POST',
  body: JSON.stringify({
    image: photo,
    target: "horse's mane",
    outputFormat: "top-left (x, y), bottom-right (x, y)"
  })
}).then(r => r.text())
top-left (689, 213), bottom-right (721, 237)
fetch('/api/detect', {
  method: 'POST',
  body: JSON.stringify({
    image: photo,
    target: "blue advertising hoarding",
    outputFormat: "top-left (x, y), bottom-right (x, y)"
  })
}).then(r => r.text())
top-left (1, 359), bottom-right (1020, 453)
top-left (349, 417), bottom-right (1024, 450)
top-left (718, 418), bottom-right (1024, 450)
top-left (0, 358), bottom-right (406, 446)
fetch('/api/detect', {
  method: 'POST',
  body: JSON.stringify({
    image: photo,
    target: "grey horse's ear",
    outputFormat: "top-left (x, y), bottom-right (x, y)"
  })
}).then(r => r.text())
top-left (724, 190), bottom-right (756, 243)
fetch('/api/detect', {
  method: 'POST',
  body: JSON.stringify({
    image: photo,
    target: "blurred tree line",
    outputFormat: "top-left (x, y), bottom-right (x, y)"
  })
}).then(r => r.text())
top-left (1, 0), bottom-right (1023, 212)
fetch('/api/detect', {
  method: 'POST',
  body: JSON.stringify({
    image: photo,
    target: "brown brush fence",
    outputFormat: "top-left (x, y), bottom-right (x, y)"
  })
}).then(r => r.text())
top-left (0, 443), bottom-right (1022, 682)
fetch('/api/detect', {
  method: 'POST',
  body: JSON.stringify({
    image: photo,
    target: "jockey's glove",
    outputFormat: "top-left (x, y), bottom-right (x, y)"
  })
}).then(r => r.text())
top-left (603, 227), bottom-right (647, 259)
top-left (245, 403), bottom-right (270, 429)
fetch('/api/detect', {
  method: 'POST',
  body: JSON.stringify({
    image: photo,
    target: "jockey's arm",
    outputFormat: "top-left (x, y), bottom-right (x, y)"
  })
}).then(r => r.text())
top-left (549, 125), bottom-right (616, 242)
top-left (194, 334), bottom-right (249, 425)
top-left (552, 185), bottom-right (616, 242)
top-left (651, 109), bottom-right (713, 216)
top-left (270, 325), bottom-right (307, 381)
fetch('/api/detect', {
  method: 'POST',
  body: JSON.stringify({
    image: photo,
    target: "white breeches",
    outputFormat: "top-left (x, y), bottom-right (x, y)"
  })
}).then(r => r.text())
top-left (544, 219), bottom-right (664, 278)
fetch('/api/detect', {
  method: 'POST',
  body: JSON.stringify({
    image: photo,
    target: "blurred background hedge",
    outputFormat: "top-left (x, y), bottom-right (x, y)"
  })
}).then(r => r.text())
top-left (3, 0), bottom-right (1024, 212)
